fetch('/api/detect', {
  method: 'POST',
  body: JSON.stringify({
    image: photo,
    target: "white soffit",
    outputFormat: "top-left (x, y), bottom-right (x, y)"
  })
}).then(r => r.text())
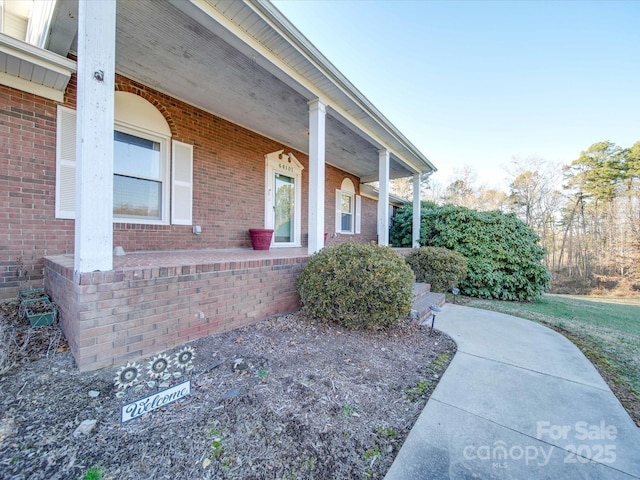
top-left (183, 0), bottom-right (435, 175)
top-left (0, 32), bottom-right (75, 101)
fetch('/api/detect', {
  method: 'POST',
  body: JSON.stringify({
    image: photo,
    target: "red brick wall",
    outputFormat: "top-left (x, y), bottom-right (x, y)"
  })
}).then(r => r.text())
top-left (45, 255), bottom-right (307, 371)
top-left (1, 75), bottom-right (379, 299)
top-left (0, 85), bottom-right (74, 297)
top-left (323, 167), bottom-right (377, 247)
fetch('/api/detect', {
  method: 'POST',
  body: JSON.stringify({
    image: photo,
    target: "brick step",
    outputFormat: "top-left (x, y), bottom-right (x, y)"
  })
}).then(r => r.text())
top-left (412, 282), bottom-right (431, 301)
top-left (411, 291), bottom-right (446, 325)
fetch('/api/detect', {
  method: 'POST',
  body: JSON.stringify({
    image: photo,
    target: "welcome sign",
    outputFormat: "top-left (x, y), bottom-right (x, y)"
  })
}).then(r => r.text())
top-left (122, 380), bottom-right (191, 423)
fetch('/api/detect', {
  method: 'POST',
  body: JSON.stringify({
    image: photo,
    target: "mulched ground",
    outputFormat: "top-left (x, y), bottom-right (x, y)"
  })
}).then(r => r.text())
top-left (0, 300), bottom-right (455, 479)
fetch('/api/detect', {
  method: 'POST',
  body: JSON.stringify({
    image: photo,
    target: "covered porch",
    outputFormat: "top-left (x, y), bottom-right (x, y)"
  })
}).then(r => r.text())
top-left (2, 0), bottom-right (435, 370)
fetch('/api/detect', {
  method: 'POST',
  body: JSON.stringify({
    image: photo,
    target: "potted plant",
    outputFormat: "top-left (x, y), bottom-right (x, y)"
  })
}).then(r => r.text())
top-left (249, 229), bottom-right (274, 250)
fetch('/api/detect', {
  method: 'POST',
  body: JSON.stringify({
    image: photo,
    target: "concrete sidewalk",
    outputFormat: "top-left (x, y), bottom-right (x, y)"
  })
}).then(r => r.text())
top-left (385, 304), bottom-right (640, 479)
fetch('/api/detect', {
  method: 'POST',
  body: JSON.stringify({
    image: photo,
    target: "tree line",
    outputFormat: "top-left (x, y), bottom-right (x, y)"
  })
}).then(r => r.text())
top-left (391, 140), bottom-right (640, 292)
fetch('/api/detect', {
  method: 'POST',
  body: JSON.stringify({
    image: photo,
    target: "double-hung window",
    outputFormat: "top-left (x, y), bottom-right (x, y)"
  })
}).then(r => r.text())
top-left (335, 178), bottom-right (361, 234)
top-left (340, 191), bottom-right (354, 232)
top-left (55, 93), bottom-right (193, 225)
top-left (113, 129), bottom-right (167, 221)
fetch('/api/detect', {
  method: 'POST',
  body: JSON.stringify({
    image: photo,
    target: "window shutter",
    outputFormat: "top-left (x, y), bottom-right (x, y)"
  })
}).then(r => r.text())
top-left (355, 195), bottom-right (361, 234)
top-left (335, 189), bottom-right (342, 233)
top-left (171, 140), bottom-right (193, 225)
top-left (55, 106), bottom-right (76, 219)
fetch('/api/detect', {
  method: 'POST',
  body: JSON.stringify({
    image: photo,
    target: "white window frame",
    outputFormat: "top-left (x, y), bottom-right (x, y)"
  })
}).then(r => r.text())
top-left (113, 122), bottom-right (171, 225)
top-left (335, 178), bottom-right (361, 235)
top-left (55, 103), bottom-right (193, 226)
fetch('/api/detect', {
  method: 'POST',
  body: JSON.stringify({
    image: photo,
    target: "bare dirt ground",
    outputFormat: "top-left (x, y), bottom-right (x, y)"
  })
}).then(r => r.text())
top-left (0, 300), bottom-right (455, 480)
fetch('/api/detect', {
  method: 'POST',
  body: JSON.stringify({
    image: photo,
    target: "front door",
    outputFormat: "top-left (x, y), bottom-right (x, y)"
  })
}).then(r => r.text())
top-left (274, 173), bottom-right (294, 244)
top-left (264, 150), bottom-right (304, 247)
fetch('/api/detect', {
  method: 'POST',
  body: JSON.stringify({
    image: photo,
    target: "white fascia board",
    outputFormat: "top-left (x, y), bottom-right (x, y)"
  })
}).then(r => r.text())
top-left (185, 0), bottom-right (434, 174)
top-left (250, 0), bottom-right (435, 170)
top-left (0, 71), bottom-right (64, 101)
top-left (0, 32), bottom-right (77, 75)
top-left (0, 32), bottom-right (75, 100)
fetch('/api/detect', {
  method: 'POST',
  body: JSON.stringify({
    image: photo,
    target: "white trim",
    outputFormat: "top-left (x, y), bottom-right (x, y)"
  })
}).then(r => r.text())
top-left (0, 32), bottom-right (76, 72)
top-left (336, 188), bottom-right (356, 235)
top-left (115, 92), bottom-right (172, 137)
top-left (0, 71), bottom-right (65, 101)
top-left (265, 150), bottom-right (303, 247)
top-left (0, 32), bottom-right (75, 101)
top-left (113, 123), bottom-right (171, 225)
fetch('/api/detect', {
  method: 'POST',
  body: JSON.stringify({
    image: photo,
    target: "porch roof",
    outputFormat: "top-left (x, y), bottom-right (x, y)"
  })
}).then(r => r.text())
top-left (41, 0), bottom-right (435, 182)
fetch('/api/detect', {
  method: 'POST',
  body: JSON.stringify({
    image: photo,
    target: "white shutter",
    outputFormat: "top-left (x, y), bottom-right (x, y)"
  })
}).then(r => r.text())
top-left (55, 106), bottom-right (76, 219)
top-left (355, 195), bottom-right (361, 234)
top-left (335, 189), bottom-right (342, 233)
top-left (171, 140), bottom-right (193, 225)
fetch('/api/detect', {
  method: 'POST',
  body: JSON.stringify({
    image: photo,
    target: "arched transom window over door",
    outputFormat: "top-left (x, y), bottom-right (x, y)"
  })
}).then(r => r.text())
top-left (264, 150), bottom-right (304, 247)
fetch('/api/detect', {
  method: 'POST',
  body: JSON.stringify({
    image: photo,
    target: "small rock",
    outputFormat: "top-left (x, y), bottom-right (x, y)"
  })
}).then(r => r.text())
top-left (88, 390), bottom-right (100, 398)
top-left (73, 419), bottom-right (97, 437)
top-left (223, 387), bottom-right (243, 399)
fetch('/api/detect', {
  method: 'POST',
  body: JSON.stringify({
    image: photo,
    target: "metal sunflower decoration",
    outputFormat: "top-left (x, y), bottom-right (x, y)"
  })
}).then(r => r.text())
top-left (114, 362), bottom-right (142, 389)
top-left (174, 346), bottom-right (196, 371)
top-left (147, 354), bottom-right (171, 379)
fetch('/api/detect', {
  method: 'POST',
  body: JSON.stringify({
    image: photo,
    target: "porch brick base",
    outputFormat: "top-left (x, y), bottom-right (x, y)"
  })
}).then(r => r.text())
top-left (44, 254), bottom-right (307, 371)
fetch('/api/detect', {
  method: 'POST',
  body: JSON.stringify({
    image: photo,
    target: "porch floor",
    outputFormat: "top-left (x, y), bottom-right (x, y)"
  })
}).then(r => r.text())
top-left (48, 247), bottom-right (310, 272)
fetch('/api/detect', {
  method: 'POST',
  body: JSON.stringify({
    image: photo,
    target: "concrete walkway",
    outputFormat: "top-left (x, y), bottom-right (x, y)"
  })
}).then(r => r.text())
top-left (385, 304), bottom-right (640, 479)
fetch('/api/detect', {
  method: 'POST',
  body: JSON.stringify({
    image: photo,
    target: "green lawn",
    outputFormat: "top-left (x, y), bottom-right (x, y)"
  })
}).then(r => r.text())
top-left (457, 294), bottom-right (640, 418)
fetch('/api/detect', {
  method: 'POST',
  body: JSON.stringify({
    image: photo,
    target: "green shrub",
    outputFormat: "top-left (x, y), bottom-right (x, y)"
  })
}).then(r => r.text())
top-left (390, 203), bottom-right (550, 301)
top-left (405, 247), bottom-right (468, 293)
top-left (297, 242), bottom-right (414, 329)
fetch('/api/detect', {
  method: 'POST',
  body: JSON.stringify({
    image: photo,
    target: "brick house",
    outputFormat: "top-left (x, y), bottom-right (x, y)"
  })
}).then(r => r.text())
top-left (0, 0), bottom-right (435, 370)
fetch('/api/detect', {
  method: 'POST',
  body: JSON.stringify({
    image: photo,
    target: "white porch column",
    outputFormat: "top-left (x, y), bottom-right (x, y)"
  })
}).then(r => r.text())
top-left (308, 99), bottom-right (327, 254)
top-left (377, 149), bottom-right (390, 246)
top-left (413, 174), bottom-right (421, 248)
top-left (74, 0), bottom-right (116, 273)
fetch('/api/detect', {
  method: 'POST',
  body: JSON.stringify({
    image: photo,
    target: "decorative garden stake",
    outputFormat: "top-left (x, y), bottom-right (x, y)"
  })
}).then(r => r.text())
top-left (174, 346), bottom-right (196, 371)
top-left (428, 305), bottom-right (442, 336)
top-left (114, 362), bottom-right (142, 390)
top-left (147, 354), bottom-right (171, 379)
top-left (114, 347), bottom-right (197, 423)
top-left (451, 287), bottom-right (460, 304)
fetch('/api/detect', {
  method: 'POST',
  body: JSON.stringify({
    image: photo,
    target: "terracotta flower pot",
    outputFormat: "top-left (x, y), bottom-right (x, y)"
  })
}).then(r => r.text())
top-left (249, 229), bottom-right (274, 250)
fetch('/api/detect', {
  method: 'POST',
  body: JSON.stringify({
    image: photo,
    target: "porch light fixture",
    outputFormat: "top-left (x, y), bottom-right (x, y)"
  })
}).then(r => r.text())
top-left (428, 304), bottom-right (442, 336)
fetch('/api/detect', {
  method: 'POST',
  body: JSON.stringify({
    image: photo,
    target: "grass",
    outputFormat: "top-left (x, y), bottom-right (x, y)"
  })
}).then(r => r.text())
top-left (458, 293), bottom-right (640, 423)
top-left (82, 466), bottom-right (102, 480)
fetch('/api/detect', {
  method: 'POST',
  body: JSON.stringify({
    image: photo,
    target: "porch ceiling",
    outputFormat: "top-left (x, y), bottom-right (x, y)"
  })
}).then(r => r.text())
top-left (52, 0), bottom-right (435, 181)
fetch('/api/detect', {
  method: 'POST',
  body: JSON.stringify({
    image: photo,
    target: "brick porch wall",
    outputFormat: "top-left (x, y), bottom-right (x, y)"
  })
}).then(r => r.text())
top-left (45, 255), bottom-right (308, 371)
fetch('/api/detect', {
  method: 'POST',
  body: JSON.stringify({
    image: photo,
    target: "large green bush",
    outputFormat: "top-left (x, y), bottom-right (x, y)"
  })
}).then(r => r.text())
top-left (391, 203), bottom-right (550, 301)
top-left (297, 242), bottom-right (414, 329)
top-left (405, 247), bottom-right (468, 293)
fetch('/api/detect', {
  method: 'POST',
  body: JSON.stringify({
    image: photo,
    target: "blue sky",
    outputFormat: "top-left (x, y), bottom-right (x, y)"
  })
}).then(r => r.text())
top-left (272, 0), bottom-right (640, 190)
